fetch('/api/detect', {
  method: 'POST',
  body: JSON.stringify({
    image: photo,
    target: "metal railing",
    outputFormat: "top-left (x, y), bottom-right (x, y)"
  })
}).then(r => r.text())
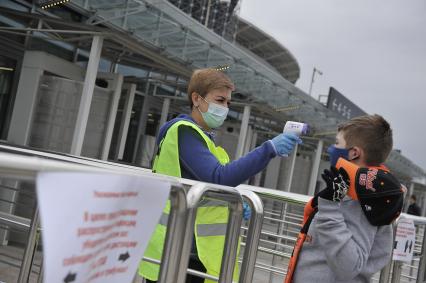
top-left (1, 145), bottom-right (426, 283)
top-left (0, 148), bottom-right (263, 283)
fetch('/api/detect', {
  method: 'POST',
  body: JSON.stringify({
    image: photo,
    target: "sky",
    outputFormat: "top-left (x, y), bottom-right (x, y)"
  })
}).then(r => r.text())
top-left (239, 0), bottom-right (426, 170)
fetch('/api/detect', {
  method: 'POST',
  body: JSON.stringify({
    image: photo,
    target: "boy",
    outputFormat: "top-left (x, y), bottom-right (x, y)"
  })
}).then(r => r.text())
top-left (288, 114), bottom-right (404, 283)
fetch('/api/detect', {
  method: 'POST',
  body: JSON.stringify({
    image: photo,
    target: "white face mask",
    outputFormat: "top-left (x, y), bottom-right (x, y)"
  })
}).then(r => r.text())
top-left (198, 96), bottom-right (229, 128)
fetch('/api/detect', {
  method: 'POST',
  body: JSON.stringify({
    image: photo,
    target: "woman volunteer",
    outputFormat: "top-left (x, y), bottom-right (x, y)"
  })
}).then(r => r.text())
top-left (139, 68), bottom-right (302, 283)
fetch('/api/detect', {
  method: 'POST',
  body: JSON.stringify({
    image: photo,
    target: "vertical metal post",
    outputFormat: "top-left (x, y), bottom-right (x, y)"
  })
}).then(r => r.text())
top-left (218, 198), bottom-right (243, 283)
top-left (390, 261), bottom-right (403, 283)
top-left (18, 206), bottom-right (40, 283)
top-left (101, 75), bottom-right (124, 160)
top-left (36, 259), bottom-right (43, 283)
top-left (157, 185), bottom-right (188, 283)
top-left (116, 84), bottom-right (136, 160)
top-left (204, 0), bottom-right (212, 27)
top-left (285, 144), bottom-right (298, 192)
top-left (132, 97), bottom-right (152, 164)
top-left (308, 67), bottom-right (322, 96)
top-left (307, 139), bottom-right (323, 195)
top-left (269, 200), bottom-right (288, 283)
top-left (132, 74), bottom-right (152, 163)
top-left (181, 30), bottom-right (189, 60)
top-left (243, 126), bottom-right (253, 156)
top-left (205, 47), bottom-right (211, 67)
top-left (159, 98), bottom-right (171, 130)
top-left (250, 130), bottom-right (258, 149)
top-left (379, 222), bottom-right (398, 283)
top-left (236, 188), bottom-right (264, 283)
top-left (70, 35), bottom-right (104, 156)
top-left (235, 105), bottom-right (251, 159)
top-left (417, 224), bottom-right (426, 283)
top-left (175, 184), bottom-right (243, 283)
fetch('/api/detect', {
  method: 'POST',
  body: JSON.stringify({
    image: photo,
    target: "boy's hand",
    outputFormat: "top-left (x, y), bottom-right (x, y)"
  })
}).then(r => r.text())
top-left (319, 166), bottom-right (350, 202)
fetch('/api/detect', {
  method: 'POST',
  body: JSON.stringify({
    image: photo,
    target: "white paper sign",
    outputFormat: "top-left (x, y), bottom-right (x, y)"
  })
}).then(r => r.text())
top-left (392, 218), bottom-right (416, 262)
top-left (36, 172), bottom-right (171, 283)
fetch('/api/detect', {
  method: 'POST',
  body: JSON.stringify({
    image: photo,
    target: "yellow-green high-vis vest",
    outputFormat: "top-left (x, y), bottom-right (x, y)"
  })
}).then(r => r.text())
top-left (138, 120), bottom-right (239, 283)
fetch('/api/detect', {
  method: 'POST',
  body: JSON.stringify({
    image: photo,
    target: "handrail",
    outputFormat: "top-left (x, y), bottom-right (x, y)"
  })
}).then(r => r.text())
top-left (0, 211), bottom-right (31, 230)
top-left (0, 143), bottom-right (152, 174)
top-left (398, 213), bottom-right (426, 225)
top-left (246, 185), bottom-right (311, 205)
top-left (0, 149), bottom-right (262, 283)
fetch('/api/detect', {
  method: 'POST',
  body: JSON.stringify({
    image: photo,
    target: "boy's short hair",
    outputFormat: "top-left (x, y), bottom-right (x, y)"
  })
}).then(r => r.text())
top-left (411, 195), bottom-right (417, 201)
top-left (187, 68), bottom-right (235, 108)
top-left (338, 114), bottom-right (393, 165)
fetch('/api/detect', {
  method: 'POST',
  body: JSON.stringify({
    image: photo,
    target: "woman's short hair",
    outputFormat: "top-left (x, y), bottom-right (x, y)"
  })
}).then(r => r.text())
top-left (187, 68), bottom-right (234, 108)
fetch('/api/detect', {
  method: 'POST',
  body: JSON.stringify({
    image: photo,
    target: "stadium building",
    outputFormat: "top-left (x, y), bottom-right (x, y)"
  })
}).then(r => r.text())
top-left (0, 0), bottom-right (425, 281)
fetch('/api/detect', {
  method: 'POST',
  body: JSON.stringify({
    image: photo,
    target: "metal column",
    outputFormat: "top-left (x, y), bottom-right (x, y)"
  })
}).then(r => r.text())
top-left (235, 105), bottom-right (251, 159)
top-left (132, 95), bottom-right (152, 164)
top-left (285, 144), bottom-right (298, 192)
top-left (417, 224), bottom-right (426, 283)
top-left (307, 139), bottom-right (323, 196)
top-left (7, 66), bottom-right (43, 145)
top-left (243, 126), bottom-right (253, 155)
top-left (159, 97), bottom-right (171, 130)
top-left (101, 75), bottom-right (124, 160)
top-left (70, 35), bottom-right (104, 156)
top-left (270, 146), bottom-right (298, 283)
top-left (116, 84), bottom-right (136, 160)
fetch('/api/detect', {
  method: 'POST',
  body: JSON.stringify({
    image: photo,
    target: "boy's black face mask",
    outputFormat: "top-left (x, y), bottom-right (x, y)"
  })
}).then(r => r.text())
top-left (336, 158), bottom-right (404, 226)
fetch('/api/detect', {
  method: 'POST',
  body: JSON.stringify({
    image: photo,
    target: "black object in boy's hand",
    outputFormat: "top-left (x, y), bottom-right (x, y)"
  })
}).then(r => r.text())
top-left (319, 166), bottom-right (350, 202)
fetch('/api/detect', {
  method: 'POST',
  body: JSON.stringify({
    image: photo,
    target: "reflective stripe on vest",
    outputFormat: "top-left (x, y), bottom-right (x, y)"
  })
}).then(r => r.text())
top-left (197, 223), bottom-right (228, 237)
top-left (159, 213), bottom-right (169, 227)
top-left (199, 199), bottom-right (228, 207)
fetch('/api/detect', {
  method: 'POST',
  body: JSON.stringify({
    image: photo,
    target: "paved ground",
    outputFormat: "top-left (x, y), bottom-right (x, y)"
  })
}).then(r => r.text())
top-left (0, 245), bottom-right (41, 283)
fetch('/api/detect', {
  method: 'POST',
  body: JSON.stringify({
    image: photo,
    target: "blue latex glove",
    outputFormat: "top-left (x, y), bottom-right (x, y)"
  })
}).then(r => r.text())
top-left (243, 201), bottom-right (251, 221)
top-left (270, 133), bottom-right (303, 157)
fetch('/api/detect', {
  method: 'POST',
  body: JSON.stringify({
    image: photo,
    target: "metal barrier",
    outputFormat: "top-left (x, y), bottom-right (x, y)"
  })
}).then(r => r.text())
top-left (2, 145), bottom-right (426, 283)
top-left (0, 149), bottom-right (263, 283)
